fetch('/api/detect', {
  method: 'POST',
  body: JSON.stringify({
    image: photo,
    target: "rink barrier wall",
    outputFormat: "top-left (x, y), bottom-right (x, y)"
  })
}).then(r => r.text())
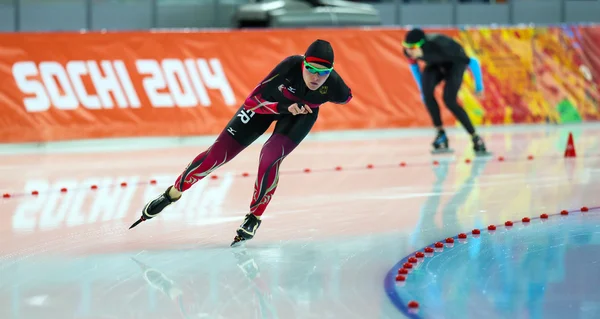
top-left (0, 24), bottom-right (599, 143)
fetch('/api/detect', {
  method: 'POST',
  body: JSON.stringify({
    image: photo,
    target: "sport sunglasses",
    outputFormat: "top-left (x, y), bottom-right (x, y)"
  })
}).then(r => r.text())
top-left (303, 60), bottom-right (333, 76)
top-left (402, 39), bottom-right (425, 49)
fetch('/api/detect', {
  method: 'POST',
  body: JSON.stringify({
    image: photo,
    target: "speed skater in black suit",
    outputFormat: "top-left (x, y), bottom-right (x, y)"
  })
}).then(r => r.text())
top-left (403, 28), bottom-right (490, 155)
top-left (129, 39), bottom-right (353, 247)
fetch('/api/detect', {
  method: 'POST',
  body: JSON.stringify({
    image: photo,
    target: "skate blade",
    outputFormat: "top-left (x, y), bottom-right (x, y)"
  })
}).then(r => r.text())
top-left (129, 217), bottom-right (146, 229)
top-left (230, 236), bottom-right (247, 247)
top-left (431, 148), bottom-right (454, 155)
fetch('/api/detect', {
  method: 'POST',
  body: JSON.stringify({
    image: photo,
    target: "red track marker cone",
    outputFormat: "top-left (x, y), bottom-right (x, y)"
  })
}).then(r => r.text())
top-left (564, 132), bottom-right (576, 158)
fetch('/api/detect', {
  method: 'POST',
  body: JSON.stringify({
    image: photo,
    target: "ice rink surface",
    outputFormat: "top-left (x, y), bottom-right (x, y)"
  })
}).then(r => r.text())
top-left (0, 123), bottom-right (599, 319)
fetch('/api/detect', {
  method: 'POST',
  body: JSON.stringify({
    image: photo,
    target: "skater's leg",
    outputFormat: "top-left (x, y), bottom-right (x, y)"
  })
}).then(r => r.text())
top-left (172, 132), bottom-right (244, 194)
top-left (250, 108), bottom-right (319, 216)
top-left (421, 65), bottom-right (445, 130)
top-left (442, 64), bottom-right (476, 135)
top-left (172, 106), bottom-right (274, 193)
top-left (422, 65), bottom-right (451, 151)
top-left (131, 106), bottom-right (275, 228)
top-left (443, 65), bottom-right (488, 153)
top-left (234, 109), bottom-right (319, 242)
top-left (171, 107), bottom-right (274, 194)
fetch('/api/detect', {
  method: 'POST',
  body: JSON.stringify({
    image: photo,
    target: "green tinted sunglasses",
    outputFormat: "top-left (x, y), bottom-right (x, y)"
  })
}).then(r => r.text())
top-left (303, 60), bottom-right (333, 76)
top-left (403, 39), bottom-right (425, 49)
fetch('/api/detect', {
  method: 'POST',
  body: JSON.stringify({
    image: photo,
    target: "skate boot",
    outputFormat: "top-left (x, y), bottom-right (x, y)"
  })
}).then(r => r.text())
top-left (129, 185), bottom-right (180, 229)
top-left (472, 134), bottom-right (492, 157)
top-left (231, 213), bottom-right (262, 247)
top-left (431, 130), bottom-right (453, 154)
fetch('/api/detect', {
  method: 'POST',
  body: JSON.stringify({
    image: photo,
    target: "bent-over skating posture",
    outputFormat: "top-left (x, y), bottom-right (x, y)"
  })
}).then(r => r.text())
top-left (403, 28), bottom-right (490, 155)
top-left (129, 39), bottom-right (352, 246)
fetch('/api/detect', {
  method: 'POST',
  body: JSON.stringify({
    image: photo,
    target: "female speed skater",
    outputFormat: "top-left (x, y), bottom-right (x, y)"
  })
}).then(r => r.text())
top-left (129, 39), bottom-right (353, 247)
top-left (403, 28), bottom-right (490, 156)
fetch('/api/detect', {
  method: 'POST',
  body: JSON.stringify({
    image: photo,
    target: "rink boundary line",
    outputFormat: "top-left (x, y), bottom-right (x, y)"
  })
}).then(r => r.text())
top-left (1, 153), bottom-right (598, 199)
top-left (383, 205), bottom-right (600, 318)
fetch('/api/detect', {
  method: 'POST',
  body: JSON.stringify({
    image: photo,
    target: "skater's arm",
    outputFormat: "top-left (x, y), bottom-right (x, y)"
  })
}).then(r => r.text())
top-left (404, 48), bottom-right (423, 93)
top-left (244, 56), bottom-right (301, 114)
top-left (329, 74), bottom-right (353, 105)
top-left (408, 61), bottom-right (423, 93)
top-left (468, 57), bottom-right (484, 93)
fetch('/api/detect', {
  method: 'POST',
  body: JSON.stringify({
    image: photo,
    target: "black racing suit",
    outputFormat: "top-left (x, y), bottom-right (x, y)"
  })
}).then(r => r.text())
top-left (173, 54), bottom-right (353, 218)
top-left (404, 33), bottom-right (476, 135)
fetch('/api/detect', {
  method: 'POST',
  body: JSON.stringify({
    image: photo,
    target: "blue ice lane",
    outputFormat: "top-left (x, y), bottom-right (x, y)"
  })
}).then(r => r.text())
top-left (387, 210), bottom-right (600, 319)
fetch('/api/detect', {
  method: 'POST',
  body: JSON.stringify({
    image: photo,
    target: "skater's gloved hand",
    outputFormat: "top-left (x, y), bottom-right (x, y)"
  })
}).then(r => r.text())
top-left (288, 103), bottom-right (312, 115)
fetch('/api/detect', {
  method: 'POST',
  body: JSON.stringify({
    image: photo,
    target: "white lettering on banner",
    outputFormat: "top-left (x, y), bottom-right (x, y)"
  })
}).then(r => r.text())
top-left (39, 61), bottom-right (79, 110)
top-left (136, 59), bottom-right (174, 108)
top-left (136, 58), bottom-right (236, 108)
top-left (12, 62), bottom-right (51, 112)
top-left (163, 58), bottom-right (198, 108)
top-left (87, 60), bottom-right (132, 109)
top-left (12, 60), bottom-right (141, 112)
top-left (12, 174), bottom-right (235, 232)
top-left (66, 61), bottom-right (101, 109)
top-left (13, 58), bottom-right (235, 111)
top-left (184, 59), bottom-right (211, 106)
top-left (197, 58), bottom-right (236, 106)
top-left (113, 60), bottom-right (141, 108)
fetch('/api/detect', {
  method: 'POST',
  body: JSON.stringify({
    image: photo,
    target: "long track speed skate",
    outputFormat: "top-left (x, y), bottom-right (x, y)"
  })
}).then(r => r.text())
top-left (430, 131), bottom-right (454, 154)
top-left (472, 134), bottom-right (492, 157)
top-left (231, 213), bottom-right (262, 247)
top-left (129, 186), bottom-right (180, 229)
